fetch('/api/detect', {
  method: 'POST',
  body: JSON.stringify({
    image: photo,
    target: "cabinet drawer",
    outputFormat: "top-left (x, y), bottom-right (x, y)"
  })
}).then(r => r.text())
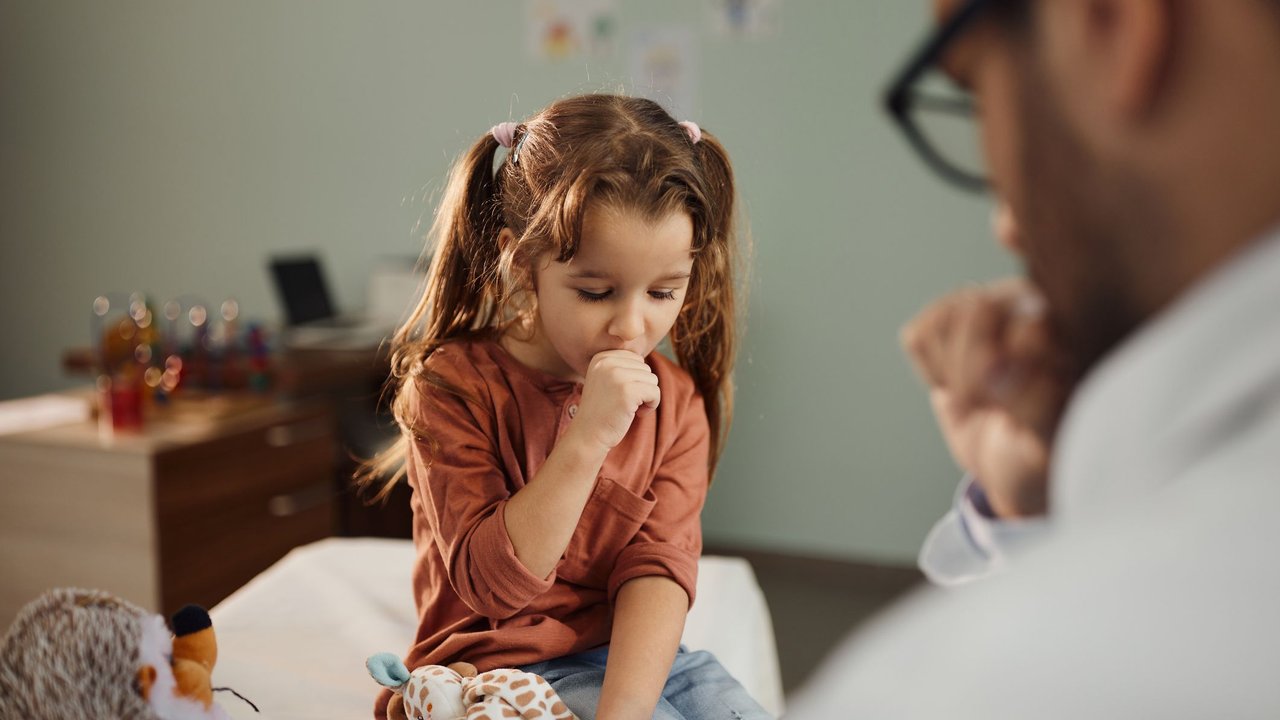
top-left (156, 471), bottom-right (334, 614)
top-left (153, 405), bottom-right (335, 519)
top-left (153, 404), bottom-right (338, 613)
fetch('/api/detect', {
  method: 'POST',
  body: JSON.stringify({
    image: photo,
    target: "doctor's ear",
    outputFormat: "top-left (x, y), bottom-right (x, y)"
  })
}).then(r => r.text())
top-left (1075, 0), bottom-right (1174, 121)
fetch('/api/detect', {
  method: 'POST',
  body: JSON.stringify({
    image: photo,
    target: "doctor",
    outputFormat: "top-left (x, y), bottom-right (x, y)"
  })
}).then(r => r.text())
top-left (790, 0), bottom-right (1280, 715)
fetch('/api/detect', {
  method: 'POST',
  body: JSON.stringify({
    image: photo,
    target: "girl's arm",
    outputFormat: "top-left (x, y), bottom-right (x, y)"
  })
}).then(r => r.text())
top-left (505, 350), bottom-right (661, 579)
top-left (593, 371), bottom-right (709, 718)
top-left (503, 432), bottom-right (609, 579)
top-left (596, 576), bottom-right (689, 720)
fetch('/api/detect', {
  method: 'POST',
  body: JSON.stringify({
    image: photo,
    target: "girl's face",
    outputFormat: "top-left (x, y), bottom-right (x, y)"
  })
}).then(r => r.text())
top-left (526, 204), bottom-right (695, 382)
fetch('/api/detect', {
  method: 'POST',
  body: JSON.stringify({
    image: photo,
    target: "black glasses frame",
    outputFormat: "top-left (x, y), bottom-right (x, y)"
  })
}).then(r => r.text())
top-left (883, 0), bottom-right (995, 191)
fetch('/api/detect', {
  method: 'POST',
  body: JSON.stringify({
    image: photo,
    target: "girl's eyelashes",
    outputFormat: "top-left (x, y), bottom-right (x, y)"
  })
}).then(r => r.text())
top-left (576, 289), bottom-right (611, 302)
top-left (575, 289), bottom-right (681, 303)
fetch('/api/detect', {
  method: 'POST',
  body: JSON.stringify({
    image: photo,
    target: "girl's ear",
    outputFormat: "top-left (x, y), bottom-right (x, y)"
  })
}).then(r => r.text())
top-left (498, 227), bottom-right (530, 293)
top-left (497, 227), bottom-right (516, 253)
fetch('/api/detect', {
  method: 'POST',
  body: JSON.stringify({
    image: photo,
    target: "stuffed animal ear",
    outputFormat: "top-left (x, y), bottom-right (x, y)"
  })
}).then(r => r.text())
top-left (136, 665), bottom-right (157, 700)
top-left (366, 652), bottom-right (411, 691)
top-left (170, 604), bottom-right (212, 636)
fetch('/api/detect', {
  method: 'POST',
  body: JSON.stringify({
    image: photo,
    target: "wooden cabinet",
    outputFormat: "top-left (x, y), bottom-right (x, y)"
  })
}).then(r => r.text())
top-left (0, 398), bottom-right (336, 628)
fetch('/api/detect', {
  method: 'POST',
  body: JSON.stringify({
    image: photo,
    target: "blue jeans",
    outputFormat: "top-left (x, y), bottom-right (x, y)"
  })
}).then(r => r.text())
top-left (519, 645), bottom-right (773, 720)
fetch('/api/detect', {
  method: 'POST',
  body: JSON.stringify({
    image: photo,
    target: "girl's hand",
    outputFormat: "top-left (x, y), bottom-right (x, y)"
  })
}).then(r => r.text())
top-left (567, 350), bottom-right (660, 453)
top-left (900, 278), bottom-right (1072, 518)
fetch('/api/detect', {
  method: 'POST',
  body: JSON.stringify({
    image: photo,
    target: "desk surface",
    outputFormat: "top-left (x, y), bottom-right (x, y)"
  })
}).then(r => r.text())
top-left (0, 391), bottom-right (327, 456)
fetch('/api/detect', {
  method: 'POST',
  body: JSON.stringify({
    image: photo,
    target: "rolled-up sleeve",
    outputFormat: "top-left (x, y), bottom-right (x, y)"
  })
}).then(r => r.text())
top-left (405, 365), bottom-right (554, 619)
top-left (607, 389), bottom-right (710, 607)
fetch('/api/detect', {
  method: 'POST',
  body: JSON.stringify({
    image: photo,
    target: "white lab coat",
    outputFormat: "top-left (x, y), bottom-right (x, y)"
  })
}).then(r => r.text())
top-left (787, 229), bottom-right (1280, 718)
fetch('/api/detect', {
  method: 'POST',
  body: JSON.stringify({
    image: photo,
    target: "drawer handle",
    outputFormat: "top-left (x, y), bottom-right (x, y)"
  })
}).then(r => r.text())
top-left (267, 483), bottom-right (331, 517)
top-left (265, 419), bottom-right (329, 447)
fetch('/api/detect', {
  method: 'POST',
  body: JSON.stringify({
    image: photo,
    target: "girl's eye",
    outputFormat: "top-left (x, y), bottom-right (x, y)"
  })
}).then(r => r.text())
top-left (649, 290), bottom-right (678, 301)
top-left (576, 289), bottom-right (611, 302)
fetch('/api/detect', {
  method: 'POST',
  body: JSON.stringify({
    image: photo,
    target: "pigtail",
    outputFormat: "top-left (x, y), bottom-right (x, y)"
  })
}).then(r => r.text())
top-left (357, 133), bottom-right (508, 501)
top-left (671, 130), bottom-right (739, 478)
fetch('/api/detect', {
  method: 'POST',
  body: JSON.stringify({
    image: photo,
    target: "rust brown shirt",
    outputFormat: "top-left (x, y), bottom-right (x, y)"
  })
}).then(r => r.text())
top-left (377, 338), bottom-right (708, 715)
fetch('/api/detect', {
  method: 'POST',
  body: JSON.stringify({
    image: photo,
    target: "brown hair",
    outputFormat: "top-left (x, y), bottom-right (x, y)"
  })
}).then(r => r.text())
top-left (360, 94), bottom-right (740, 500)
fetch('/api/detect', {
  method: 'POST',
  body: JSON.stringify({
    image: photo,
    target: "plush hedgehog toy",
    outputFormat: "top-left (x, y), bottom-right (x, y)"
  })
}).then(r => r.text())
top-left (0, 588), bottom-right (240, 720)
top-left (367, 653), bottom-right (576, 720)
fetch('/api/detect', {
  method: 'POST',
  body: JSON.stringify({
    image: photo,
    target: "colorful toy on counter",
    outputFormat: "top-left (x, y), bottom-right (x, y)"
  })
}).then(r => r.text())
top-left (246, 324), bottom-right (271, 393)
top-left (90, 293), bottom-right (276, 431)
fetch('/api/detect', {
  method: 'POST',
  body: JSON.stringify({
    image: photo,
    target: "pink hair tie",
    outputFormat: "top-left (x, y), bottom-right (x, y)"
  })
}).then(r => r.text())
top-left (490, 122), bottom-right (518, 149)
top-left (678, 120), bottom-right (702, 145)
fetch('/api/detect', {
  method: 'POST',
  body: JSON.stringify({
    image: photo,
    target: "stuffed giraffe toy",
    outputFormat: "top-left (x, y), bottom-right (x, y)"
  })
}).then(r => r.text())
top-left (367, 653), bottom-right (576, 720)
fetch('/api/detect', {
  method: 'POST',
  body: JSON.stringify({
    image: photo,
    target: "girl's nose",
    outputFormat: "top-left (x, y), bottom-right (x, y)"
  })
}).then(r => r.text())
top-left (608, 303), bottom-right (644, 343)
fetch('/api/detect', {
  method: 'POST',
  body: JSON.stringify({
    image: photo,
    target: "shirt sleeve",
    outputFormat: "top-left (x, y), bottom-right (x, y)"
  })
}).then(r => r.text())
top-left (606, 387), bottom-right (710, 607)
top-left (404, 364), bottom-right (554, 619)
top-left (917, 475), bottom-right (1049, 587)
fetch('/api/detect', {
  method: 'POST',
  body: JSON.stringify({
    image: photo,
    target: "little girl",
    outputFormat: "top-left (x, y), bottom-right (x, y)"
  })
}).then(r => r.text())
top-left (363, 94), bottom-right (768, 720)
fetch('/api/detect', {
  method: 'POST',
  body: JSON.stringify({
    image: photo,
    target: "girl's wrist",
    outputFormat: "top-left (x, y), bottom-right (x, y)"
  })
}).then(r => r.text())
top-left (554, 427), bottom-right (611, 473)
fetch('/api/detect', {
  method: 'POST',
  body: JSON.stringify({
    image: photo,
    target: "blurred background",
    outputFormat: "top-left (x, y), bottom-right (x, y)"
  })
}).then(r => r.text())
top-left (0, 0), bottom-right (1012, 696)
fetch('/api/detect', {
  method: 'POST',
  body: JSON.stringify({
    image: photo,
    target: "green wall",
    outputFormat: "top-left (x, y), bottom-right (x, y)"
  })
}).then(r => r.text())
top-left (0, 1), bottom-right (1014, 563)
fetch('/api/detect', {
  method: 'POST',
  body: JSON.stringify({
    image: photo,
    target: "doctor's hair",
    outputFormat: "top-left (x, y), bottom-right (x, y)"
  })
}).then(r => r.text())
top-left (358, 94), bottom-right (741, 501)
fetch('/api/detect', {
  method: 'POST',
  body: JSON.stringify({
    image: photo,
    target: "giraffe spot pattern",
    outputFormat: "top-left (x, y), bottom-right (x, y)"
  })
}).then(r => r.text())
top-left (394, 665), bottom-right (578, 720)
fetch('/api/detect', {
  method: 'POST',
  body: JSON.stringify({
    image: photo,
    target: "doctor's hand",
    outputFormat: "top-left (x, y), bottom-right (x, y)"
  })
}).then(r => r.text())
top-left (900, 278), bottom-right (1071, 518)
